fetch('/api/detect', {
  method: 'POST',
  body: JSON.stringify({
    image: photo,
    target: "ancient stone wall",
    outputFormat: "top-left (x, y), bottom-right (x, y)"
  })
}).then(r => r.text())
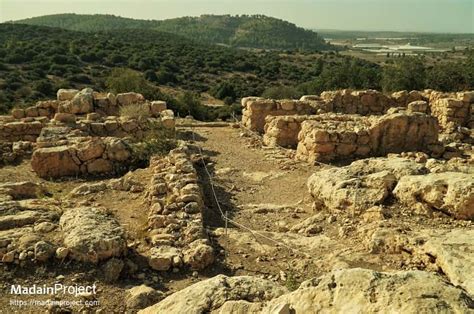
top-left (430, 93), bottom-right (473, 131)
top-left (296, 115), bottom-right (373, 163)
top-left (9, 88), bottom-right (167, 120)
top-left (0, 119), bottom-right (47, 142)
top-left (1, 89), bottom-right (171, 144)
top-left (0, 141), bottom-right (33, 165)
top-left (77, 115), bottom-right (174, 139)
top-left (145, 146), bottom-right (214, 271)
top-left (390, 90), bottom-right (428, 107)
top-left (263, 114), bottom-right (361, 148)
top-left (241, 98), bottom-right (317, 133)
top-left (31, 134), bottom-right (133, 178)
top-left (320, 89), bottom-right (397, 115)
top-left (296, 109), bottom-right (439, 163)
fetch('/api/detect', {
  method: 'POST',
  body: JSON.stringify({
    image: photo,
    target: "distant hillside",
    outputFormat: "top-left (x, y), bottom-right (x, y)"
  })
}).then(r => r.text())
top-left (15, 14), bottom-right (330, 50)
top-left (0, 23), bottom-right (337, 113)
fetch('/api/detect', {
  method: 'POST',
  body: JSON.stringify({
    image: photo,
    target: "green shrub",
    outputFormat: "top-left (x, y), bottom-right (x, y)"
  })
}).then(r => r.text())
top-left (129, 122), bottom-right (176, 167)
top-left (33, 80), bottom-right (54, 96)
top-left (106, 68), bottom-right (163, 100)
top-left (262, 85), bottom-right (301, 99)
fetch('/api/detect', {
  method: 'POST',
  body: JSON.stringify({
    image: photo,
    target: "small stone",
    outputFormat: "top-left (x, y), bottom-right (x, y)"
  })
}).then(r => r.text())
top-left (33, 222), bottom-right (57, 233)
top-left (34, 241), bottom-right (55, 262)
top-left (2, 251), bottom-right (15, 263)
top-left (126, 284), bottom-right (163, 310)
top-left (56, 247), bottom-right (69, 259)
top-left (102, 258), bottom-right (124, 282)
top-left (18, 252), bottom-right (28, 261)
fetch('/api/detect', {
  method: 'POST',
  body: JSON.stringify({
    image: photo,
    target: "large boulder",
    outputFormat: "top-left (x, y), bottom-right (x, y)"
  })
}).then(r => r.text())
top-left (59, 207), bottom-right (126, 263)
top-left (139, 275), bottom-right (287, 313)
top-left (393, 172), bottom-right (474, 219)
top-left (31, 146), bottom-right (80, 178)
top-left (262, 268), bottom-right (473, 313)
top-left (116, 92), bottom-right (145, 106)
top-left (307, 157), bottom-right (427, 214)
top-left (57, 89), bottom-right (79, 101)
top-left (67, 88), bottom-right (94, 114)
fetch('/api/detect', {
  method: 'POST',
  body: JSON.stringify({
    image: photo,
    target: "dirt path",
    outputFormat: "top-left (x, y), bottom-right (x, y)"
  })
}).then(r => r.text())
top-left (182, 126), bottom-right (341, 283)
top-left (188, 126), bottom-right (318, 226)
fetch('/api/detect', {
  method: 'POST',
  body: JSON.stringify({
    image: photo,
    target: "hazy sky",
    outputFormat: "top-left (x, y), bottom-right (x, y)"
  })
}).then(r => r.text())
top-left (0, 0), bottom-right (472, 33)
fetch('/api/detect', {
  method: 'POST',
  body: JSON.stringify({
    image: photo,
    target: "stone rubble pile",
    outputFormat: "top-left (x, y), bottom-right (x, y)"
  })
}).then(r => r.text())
top-left (0, 141), bottom-right (33, 165)
top-left (145, 145), bottom-right (214, 271)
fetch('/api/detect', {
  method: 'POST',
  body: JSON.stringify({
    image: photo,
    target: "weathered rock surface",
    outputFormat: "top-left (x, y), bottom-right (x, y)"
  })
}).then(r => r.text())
top-left (116, 92), bottom-right (145, 106)
top-left (102, 258), bottom-right (124, 282)
top-left (31, 146), bottom-right (80, 178)
top-left (261, 268), bottom-right (473, 313)
top-left (139, 275), bottom-right (288, 313)
top-left (31, 135), bottom-right (133, 178)
top-left (126, 285), bottom-right (163, 310)
top-left (393, 172), bottom-right (474, 219)
top-left (57, 89), bottom-right (79, 101)
top-left (59, 207), bottom-right (126, 263)
top-left (66, 88), bottom-right (94, 114)
top-left (307, 157), bottom-right (428, 214)
top-left (0, 182), bottom-right (45, 200)
top-left (419, 229), bottom-right (474, 295)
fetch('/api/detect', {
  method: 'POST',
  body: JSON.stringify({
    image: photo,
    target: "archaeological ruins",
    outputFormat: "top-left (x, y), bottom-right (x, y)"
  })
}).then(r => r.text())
top-left (0, 87), bottom-right (472, 312)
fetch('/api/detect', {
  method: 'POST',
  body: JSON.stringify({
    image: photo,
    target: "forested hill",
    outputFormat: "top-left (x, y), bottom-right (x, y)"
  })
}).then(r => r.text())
top-left (15, 14), bottom-right (330, 50)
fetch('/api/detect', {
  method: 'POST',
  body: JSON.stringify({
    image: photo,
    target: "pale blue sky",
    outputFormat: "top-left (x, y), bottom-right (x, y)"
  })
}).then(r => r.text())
top-left (0, 0), bottom-right (472, 33)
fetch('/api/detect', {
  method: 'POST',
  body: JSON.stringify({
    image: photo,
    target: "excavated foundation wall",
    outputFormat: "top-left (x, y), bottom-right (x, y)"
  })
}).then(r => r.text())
top-left (295, 109), bottom-right (439, 163)
top-left (31, 135), bottom-right (133, 178)
top-left (146, 146), bottom-right (214, 271)
top-left (263, 113), bottom-right (363, 148)
top-left (1, 88), bottom-right (171, 143)
top-left (243, 90), bottom-right (473, 139)
top-left (241, 98), bottom-right (317, 133)
top-left (320, 89), bottom-right (398, 115)
top-left (430, 95), bottom-right (473, 131)
top-left (0, 118), bottom-right (47, 142)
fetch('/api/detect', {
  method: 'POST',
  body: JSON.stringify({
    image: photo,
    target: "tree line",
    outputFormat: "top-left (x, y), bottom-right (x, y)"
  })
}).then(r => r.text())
top-left (0, 23), bottom-right (472, 120)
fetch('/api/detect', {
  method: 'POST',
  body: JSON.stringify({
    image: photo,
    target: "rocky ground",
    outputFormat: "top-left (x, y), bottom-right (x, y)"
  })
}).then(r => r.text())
top-left (0, 87), bottom-right (473, 313)
top-left (1, 122), bottom-right (472, 313)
